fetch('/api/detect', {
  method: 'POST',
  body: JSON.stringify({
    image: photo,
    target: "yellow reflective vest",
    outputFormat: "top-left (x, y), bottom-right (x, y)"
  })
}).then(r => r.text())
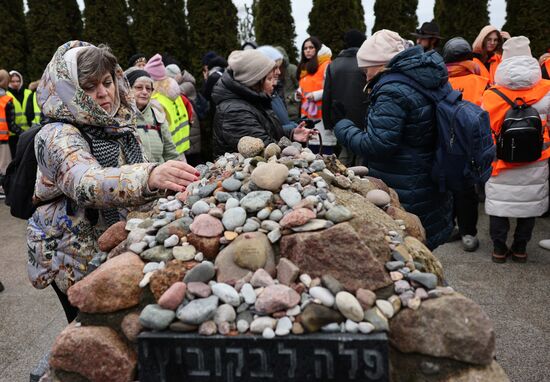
top-left (7, 88), bottom-right (32, 132)
top-left (152, 93), bottom-right (190, 154)
top-left (31, 92), bottom-right (41, 125)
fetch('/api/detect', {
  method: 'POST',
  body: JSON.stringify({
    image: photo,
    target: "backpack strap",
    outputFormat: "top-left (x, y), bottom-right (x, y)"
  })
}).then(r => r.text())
top-left (489, 88), bottom-right (518, 108)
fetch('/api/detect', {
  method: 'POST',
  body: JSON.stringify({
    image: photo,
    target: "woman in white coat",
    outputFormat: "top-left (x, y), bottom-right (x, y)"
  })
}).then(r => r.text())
top-left (482, 36), bottom-right (550, 263)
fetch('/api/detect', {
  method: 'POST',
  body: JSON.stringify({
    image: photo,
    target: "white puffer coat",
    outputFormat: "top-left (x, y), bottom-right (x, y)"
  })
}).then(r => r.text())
top-left (484, 55), bottom-right (550, 217)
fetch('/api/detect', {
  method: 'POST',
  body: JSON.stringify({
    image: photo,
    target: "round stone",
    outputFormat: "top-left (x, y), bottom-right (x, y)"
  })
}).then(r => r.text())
top-left (309, 287), bottom-right (335, 307)
top-left (191, 200), bottom-right (211, 216)
top-left (190, 214), bottom-right (224, 237)
top-left (238, 136), bottom-right (265, 158)
top-left (325, 205), bottom-right (353, 223)
top-left (366, 189), bottom-right (391, 207)
top-left (225, 198), bottom-right (240, 209)
top-left (214, 304), bottom-right (237, 325)
top-left (211, 283), bottom-right (241, 307)
top-left (262, 327), bottom-right (276, 339)
top-left (251, 163), bottom-right (289, 192)
top-left (173, 245), bottom-right (196, 261)
top-left (335, 291), bottom-right (364, 322)
top-left (280, 187), bottom-right (302, 207)
top-left (222, 207), bottom-right (247, 231)
top-left (240, 191), bottom-right (273, 213)
top-left (222, 177), bottom-right (242, 192)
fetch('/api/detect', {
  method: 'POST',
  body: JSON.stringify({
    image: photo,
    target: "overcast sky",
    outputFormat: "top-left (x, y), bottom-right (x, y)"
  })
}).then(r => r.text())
top-left (237, 0), bottom-right (506, 48)
top-left (67, 0), bottom-right (506, 49)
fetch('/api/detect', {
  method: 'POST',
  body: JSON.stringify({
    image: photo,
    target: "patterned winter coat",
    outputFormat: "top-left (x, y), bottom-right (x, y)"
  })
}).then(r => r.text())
top-left (334, 46), bottom-right (453, 250)
top-left (27, 41), bottom-right (162, 292)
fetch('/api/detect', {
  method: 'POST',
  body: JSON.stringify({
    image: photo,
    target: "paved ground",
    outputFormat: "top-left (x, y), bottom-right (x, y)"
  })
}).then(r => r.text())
top-left (0, 203), bottom-right (549, 382)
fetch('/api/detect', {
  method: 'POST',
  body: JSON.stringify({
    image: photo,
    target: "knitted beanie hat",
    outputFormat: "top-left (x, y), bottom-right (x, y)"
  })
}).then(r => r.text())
top-left (257, 45), bottom-right (284, 62)
top-left (502, 36), bottom-right (532, 60)
top-left (144, 54), bottom-right (166, 81)
top-left (356, 29), bottom-right (405, 68)
top-left (165, 64), bottom-right (182, 79)
top-left (125, 69), bottom-right (151, 87)
top-left (228, 50), bottom-right (276, 87)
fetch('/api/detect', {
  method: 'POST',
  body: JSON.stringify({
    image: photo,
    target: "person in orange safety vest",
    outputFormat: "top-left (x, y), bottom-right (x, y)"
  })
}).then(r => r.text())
top-left (481, 36), bottom-right (550, 264)
top-left (472, 26), bottom-right (504, 84)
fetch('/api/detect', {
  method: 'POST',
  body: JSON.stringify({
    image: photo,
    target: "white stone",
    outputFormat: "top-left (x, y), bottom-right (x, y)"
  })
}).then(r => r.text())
top-left (335, 291), bottom-right (364, 322)
top-left (143, 262), bottom-right (160, 274)
top-left (164, 234), bottom-right (180, 248)
top-left (358, 322), bottom-right (375, 334)
top-left (345, 319), bottom-right (359, 333)
top-left (125, 218), bottom-right (144, 231)
top-left (194, 252), bottom-right (204, 262)
top-left (267, 228), bottom-right (281, 243)
top-left (139, 272), bottom-right (154, 288)
top-left (280, 187), bottom-right (302, 207)
top-left (299, 274), bottom-right (312, 287)
top-left (129, 241), bottom-right (148, 254)
top-left (321, 323), bottom-right (340, 332)
top-left (286, 305), bottom-right (301, 316)
top-left (376, 299), bottom-right (395, 319)
top-left (240, 283), bottom-right (256, 305)
top-left (250, 317), bottom-right (277, 333)
top-left (309, 287), bottom-right (335, 307)
top-left (225, 198), bottom-right (240, 209)
top-left (211, 283), bottom-right (241, 307)
top-left (262, 327), bottom-right (276, 339)
top-left (276, 316), bottom-right (293, 334)
top-left (237, 320), bottom-right (249, 333)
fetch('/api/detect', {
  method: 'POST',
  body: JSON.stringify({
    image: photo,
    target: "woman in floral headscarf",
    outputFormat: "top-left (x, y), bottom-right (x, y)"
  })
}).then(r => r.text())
top-left (28, 41), bottom-right (199, 322)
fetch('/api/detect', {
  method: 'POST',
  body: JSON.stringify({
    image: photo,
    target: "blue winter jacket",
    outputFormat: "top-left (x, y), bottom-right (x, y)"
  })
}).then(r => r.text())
top-left (334, 46), bottom-right (453, 250)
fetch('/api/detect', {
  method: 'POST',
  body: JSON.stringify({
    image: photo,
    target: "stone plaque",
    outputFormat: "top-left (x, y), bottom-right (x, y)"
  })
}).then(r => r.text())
top-left (138, 332), bottom-right (388, 382)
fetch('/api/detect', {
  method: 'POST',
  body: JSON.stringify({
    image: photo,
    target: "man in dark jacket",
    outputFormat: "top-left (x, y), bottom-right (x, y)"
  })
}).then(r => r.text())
top-left (334, 30), bottom-right (453, 250)
top-left (323, 30), bottom-right (367, 166)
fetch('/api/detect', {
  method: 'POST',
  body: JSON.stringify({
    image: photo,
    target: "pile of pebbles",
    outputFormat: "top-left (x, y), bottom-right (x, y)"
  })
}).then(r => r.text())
top-left (128, 136), bottom-right (447, 337)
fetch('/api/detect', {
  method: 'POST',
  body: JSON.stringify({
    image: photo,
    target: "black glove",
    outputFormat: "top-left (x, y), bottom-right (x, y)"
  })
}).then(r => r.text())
top-left (332, 101), bottom-right (347, 123)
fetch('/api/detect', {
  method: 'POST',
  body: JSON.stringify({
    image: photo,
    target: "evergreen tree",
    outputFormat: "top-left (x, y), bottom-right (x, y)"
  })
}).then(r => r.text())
top-left (503, 0), bottom-right (549, 57)
top-left (83, 0), bottom-right (133, 65)
top-left (27, 0), bottom-right (83, 80)
top-left (434, 0), bottom-right (489, 45)
top-left (0, 0), bottom-right (28, 78)
top-left (130, 0), bottom-right (188, 68)
top-left (372, 0), bottom-right (418, 38)
top-left (254, 0), bottom-right (298, 63)
top-left (307, 0), bottom-right (366, 54)
top-left (187, 0), bottom-right (239, 77)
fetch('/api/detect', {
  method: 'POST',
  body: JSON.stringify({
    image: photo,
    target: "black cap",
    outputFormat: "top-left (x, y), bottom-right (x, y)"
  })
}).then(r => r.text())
top-left (442, 37), bottom-right (473, 63)
top-left (126, 69), bottom-right (151, 87)
top-left (411, 21), bottom-right (442, 39)
top-left (128, 53), bottom-right (147, 68)
top-left (344, 29), bottom-right (366, 49)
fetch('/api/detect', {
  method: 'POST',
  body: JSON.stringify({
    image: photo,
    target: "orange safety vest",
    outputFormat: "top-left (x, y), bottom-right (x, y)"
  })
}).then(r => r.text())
top-left (299, 60), bottom-right (330, 119)
top-left (448, 74), bottom-right (490, 106)
top-left (543, 60), bottom-right (550, 79)
top-left (482, 80), bottom-right (550, 175)
top-left (0, 95), bottom-right (12, 141)
top-left (473, 54), bottom-right (502, 84)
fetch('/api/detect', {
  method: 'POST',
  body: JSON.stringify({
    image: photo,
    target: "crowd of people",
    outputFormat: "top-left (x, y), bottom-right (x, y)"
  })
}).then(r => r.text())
top-left (0, 21), bottom-right (549, 307)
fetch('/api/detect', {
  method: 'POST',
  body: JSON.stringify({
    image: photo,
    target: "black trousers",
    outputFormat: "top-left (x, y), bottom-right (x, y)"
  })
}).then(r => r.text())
top-left (489, 215), bottom-right (536, 254)
top-left (453, 186), bottom-right (479, 236)
top-left (51, 282), bottom-right (79, 323)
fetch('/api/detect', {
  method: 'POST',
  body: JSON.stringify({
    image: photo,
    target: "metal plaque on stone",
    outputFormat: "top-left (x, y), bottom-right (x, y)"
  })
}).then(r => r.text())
top-left (138, 332), bottom-right (388, 382)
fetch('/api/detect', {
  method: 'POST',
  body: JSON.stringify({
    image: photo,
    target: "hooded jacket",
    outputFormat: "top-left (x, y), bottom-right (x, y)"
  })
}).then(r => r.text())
top-left (472, 26), bottom-right (502, 83)
top-left (482, 56), bottom-right (550, 218)
top-left (211, 69), bottom-right (286, 157)
top-left (28, 41), bottom-right (161, 292)
top-left (135, 99), bottom-right (178, 163)
top-left (334, 46), bottom-right (453, 250)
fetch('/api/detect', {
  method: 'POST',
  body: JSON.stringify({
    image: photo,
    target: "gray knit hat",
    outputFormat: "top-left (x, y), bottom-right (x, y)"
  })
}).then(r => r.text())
top-left (228, 50), bottom-right (276, 87)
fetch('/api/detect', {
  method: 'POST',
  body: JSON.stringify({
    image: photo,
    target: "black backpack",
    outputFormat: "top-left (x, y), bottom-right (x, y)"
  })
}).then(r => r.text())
top-left (490, 88), bottom-right (543, 163)
top-left (3, 122), bottom-right (92, 219)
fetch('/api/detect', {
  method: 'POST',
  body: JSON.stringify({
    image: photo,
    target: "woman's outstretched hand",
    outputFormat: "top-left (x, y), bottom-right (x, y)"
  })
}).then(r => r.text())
top-left (293, 121), bottom-right (319, 143)
top-left (148, 160), bottom-right (200, 192)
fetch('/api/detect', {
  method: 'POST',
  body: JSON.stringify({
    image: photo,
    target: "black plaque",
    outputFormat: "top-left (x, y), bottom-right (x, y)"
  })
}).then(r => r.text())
top-left (138, 332), bottom-right (388, 382)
